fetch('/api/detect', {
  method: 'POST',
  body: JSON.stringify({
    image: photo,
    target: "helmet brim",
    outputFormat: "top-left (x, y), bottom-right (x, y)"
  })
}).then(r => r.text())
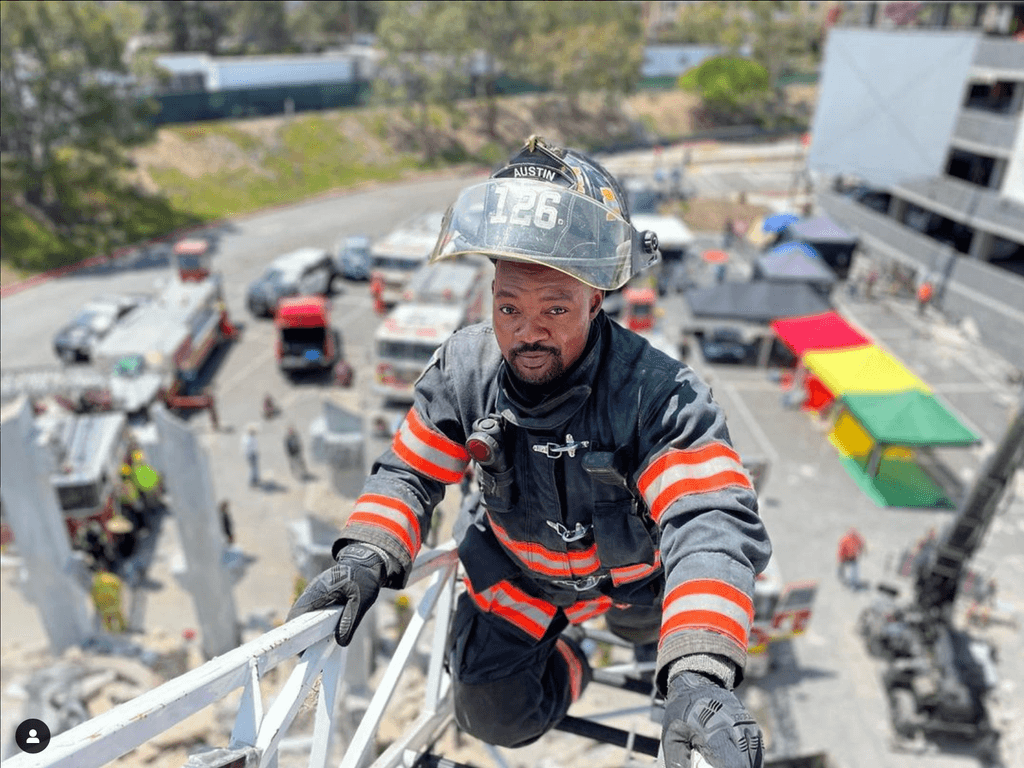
top-left (430, 180), bottom-right (658, 291)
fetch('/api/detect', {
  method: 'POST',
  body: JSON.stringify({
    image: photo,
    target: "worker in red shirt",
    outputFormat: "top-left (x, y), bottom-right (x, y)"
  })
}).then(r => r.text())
top-left (837, 528), bottom-right (866, 589)
top-left (916, 280), bottom-right (934, 316)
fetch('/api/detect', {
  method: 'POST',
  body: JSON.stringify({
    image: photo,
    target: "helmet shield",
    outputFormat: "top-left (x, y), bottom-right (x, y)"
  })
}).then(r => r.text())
top-left (431, 179), bottom-right (657, 290)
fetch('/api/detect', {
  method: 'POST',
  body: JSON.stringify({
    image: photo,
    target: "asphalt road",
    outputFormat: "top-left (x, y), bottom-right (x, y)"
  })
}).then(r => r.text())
top-left (2, 162), bottom-right (1023, 768)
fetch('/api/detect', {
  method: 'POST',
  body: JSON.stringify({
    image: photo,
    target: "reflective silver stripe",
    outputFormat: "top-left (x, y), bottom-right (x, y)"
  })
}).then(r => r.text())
top-left (393, 409), bottom-right (468, 483)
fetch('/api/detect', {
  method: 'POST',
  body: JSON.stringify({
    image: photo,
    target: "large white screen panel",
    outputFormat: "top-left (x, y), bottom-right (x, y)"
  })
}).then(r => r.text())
top-left (809, 29), bottom-right (979, 188)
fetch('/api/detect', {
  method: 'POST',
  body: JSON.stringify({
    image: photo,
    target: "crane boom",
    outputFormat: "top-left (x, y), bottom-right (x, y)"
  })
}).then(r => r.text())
top-left (914, 398), bottom-right (1024, 614)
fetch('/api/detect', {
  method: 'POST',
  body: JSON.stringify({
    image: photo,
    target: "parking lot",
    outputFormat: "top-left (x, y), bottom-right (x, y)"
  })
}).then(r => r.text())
top-left (2, 166), bottom-right (1023, 768)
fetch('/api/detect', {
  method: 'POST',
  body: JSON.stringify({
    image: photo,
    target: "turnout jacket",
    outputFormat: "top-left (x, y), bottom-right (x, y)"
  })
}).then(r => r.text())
top-left (336, 311), bottom-right (771, 688)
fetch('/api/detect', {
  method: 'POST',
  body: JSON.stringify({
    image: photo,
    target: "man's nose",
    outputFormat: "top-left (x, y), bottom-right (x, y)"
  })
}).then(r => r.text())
top-left (515, 315), bottom-right (548, 344)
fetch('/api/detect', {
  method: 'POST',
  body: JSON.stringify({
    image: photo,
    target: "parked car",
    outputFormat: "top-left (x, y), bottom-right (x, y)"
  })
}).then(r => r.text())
top-left (53, 295), bottom-right (147, 363)
top-left (335, 235), bottom-right (371, 282)
top-left (699, 328), bottom-right (750, 364)
top-left (247, 247), bottom-right (335, 317)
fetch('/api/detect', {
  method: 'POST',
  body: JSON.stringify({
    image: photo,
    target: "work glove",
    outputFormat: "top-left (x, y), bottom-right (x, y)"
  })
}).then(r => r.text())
top-left (287, 543), bottom-right (386, 646)
top-left (662, 671), bottom-right (764, 768)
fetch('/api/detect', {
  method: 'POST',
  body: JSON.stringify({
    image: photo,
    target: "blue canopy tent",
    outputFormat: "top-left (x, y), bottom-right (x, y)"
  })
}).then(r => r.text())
top-left (762, 213), bottom-right (801, 234)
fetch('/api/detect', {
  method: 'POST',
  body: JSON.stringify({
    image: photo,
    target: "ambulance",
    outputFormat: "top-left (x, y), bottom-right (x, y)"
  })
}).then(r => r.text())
top-left (373, 303), bottom-right (463, 404)
top-left (369, 211), bottom-right (446, 307)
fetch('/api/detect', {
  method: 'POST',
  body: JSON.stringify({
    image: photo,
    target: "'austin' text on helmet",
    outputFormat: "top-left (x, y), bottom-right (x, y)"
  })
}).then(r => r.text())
top-left (430, 136), bottom-right (660, 290)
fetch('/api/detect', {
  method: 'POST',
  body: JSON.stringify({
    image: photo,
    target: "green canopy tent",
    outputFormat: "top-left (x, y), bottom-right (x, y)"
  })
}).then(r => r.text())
top-left (832, 391), bottom-right (980, 508)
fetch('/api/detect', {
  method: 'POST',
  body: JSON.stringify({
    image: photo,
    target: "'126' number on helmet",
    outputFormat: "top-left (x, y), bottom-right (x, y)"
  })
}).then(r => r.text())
top-left (489, 187), bottom-right (561, 230)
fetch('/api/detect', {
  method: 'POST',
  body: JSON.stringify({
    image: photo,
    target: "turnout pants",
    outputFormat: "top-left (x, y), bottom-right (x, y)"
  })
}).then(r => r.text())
top-left (448, 590), bottom-right (661, 748)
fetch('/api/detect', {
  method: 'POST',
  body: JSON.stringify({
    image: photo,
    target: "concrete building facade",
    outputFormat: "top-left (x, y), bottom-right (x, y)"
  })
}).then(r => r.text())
top-left (808, 2), bottom-right (1024, 369)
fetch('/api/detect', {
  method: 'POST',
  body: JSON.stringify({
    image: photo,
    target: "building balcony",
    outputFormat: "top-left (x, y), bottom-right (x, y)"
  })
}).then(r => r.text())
top-left (972, 37), bottom-right (1024, 75)
top-left (818, 191), bottom-right (948, 271)
top-left (893, 176), bottom-right (1024, 243)
top-left (951, 109), bottom-right (1020, 155)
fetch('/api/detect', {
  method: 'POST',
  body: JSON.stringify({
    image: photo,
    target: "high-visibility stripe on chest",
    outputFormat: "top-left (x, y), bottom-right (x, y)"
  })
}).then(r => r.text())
top-left (392, 408), bottom-right (469, 484)
top-left (488, 514), bottom-right (600, 578)
top-left (638, 442), bottom-right (752, 523)
top-left (609, 550), bottom-right (662, 586)
top-left (463, 577), bottom-right (558, 640)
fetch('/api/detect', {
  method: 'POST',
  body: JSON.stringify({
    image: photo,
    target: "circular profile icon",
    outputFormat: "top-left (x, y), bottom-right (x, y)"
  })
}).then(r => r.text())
top-left (15, 719), bottom-right (50, 754)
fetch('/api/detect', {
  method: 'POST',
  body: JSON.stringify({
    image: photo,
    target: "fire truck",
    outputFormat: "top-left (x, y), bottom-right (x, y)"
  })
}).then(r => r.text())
top-left (92, 240), bottom-right (237, 414)
top-left (369, 211), bottom-right (446, 307)
top-left (35, 410), bottom-right (130, 541)
top-left (1, 241), bottom-right (236, 418)
top-left (400, 259), bottom-right (491, 323)
top-left (373, 303), bottom-right (464, 404)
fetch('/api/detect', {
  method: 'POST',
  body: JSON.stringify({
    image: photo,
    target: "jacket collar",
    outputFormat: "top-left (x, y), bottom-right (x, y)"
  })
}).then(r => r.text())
top-left (496, 312), bottom-right (608, 430)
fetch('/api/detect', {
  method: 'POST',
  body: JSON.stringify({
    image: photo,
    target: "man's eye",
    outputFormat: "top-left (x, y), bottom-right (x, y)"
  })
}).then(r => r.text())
top-left (548, 307), bottom-right (567, 315)
top-left (498, 306), bottom-right (516, 315)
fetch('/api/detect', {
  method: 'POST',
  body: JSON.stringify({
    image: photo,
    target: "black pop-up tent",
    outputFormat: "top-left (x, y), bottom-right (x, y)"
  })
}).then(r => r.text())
top-left (778, 215), bottom-right (858, 278)
top-left (685, 281), bottom-right (832, 325)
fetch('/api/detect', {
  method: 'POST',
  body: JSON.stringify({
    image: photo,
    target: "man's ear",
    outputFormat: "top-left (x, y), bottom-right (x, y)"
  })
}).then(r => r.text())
top-left (590, 290), bottom-right (604, 318)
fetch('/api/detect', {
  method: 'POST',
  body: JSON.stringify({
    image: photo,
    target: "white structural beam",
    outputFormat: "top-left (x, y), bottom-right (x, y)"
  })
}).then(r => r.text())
top-left (0, 398), bottom-right (92, 653)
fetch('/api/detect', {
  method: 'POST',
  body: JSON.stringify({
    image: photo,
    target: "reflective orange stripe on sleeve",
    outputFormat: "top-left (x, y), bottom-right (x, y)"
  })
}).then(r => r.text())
top-left (464, 578), bottom-right (557, 640)
top-left (638, 443), bottom-right (752, 523)
top-left (659, 578), bottom-right (754, 652)
top-left (347, 493), bottom-right (422, 561)
top-left (393, 408), bottom-right (469, 484)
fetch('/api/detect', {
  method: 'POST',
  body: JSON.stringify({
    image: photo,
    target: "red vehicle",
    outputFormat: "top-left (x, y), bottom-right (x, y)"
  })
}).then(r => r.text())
top-left (621, 287), bottom-right (657, 333)
top-left (275, 296), bottom-right (342, 375)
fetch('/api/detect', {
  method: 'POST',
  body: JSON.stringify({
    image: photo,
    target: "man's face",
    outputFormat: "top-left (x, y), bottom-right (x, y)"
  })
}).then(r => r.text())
top-left (492, 260), bottom-right (602, 385)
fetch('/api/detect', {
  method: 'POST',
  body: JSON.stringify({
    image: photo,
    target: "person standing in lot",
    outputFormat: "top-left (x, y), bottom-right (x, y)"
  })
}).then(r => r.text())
top-left (289, 136), bottom-right (771, 768)
top-left (284, 425), bottom-right (307, 479)
top-left (837, 527), bottom-right (866, 589)
top-left (916, 278), bottom-right (934, 316)
top-left (242, 424), bottom-right (260, 487)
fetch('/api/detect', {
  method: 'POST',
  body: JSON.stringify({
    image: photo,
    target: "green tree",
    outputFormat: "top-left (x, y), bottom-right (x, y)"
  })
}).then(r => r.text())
top-left (231, 0), bottom-right (291, 54)
top-left (1, 0), bottom-right (177, 269)
top-left (464, 0), bottom-right (530, 137)
top-left (149, 0), bottom-right (235, 54)
top-left (678, 55), bottom-right (771, 125)
top-left (513, 2), bottom-right (644, 113)
top-left (1, 1), bottom-right (151, 212)
top-left (375, 1), bottom-right (473, 161)
top-left (657, 2), bottom-right (746, 50)
top-left (288, 1), bottom-right (384, 51)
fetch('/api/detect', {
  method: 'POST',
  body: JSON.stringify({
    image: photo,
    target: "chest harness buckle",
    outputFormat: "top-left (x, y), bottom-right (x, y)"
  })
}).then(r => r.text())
top-left (550, 574), bottom-right (606, 592)
top-left (546, 520), bottom-right (592, 543)
top-left (532, 433), bottom-right (590, 459)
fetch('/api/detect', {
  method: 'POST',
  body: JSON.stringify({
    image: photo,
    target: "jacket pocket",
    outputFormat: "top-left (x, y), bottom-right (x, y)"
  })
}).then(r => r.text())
top-left (477, 465), bottom-right (516, 515)
top-left (459, 522), bottom-right (521, 592)
top-left (592, 498), bottom-right (656, 568)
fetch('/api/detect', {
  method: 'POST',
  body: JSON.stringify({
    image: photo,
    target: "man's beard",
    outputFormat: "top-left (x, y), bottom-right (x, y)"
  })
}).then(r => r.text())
top-left (508, 343), bottom-right (564, 385)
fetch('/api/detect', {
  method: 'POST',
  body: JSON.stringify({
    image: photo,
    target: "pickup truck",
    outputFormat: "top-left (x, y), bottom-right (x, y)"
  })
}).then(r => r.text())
top-left (276, 296), bottom-right (342, 375)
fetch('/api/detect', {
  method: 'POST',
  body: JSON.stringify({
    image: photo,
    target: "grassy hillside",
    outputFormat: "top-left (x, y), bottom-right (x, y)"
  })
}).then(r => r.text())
top-left (2, 87), bottom-right (815, 285)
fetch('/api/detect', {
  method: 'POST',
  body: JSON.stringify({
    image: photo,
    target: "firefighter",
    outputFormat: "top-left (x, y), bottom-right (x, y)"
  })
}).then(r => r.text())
top-left (129, 450), bottom-right (162, 518)
top-left (289, 137), bottom-right (771, 767)
top-left (837, 527), bottom-right (866, 590)
top-left (92, 569), bottom-right (126, 633)
top-left (370, 273), bottom-right (387, 315)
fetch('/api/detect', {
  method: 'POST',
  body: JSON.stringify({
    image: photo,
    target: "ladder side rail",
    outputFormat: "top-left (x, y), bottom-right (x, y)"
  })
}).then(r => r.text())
top-left (0, 543), bottom-right (458, 768)
top-left (341, 557), bottom-right (459, 768)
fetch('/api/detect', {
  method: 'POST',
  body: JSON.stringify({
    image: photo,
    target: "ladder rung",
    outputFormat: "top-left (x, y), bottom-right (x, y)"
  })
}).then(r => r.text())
top-left (555, 715), bottom-right (661, 757)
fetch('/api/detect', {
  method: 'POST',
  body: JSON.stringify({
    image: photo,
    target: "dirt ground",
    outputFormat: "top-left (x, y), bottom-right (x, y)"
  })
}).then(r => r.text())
top-left (667, 197), bottom-right (773, 235)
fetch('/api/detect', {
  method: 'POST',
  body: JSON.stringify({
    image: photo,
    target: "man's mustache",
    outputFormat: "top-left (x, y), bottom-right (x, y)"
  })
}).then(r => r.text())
top-left (511, 343), bottom-right (559, 356)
